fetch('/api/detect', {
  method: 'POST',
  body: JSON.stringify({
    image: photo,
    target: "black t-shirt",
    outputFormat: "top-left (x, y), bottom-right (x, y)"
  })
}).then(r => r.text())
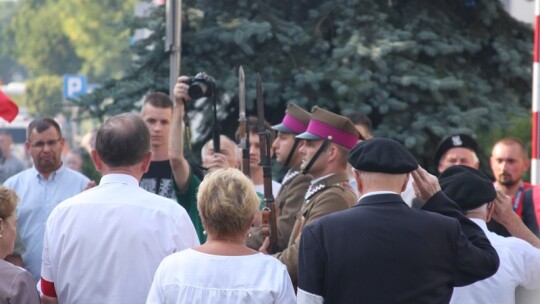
top-left (140, 160), bottom-right (175, 199)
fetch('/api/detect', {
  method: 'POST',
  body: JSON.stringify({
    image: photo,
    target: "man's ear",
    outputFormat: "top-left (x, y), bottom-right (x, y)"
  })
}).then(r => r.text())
top-left (354, 169), bottom-right (363, 195)
top-left (141, 151), bottom-right (153, 173)
top-left (401, 174), bottom-right (410, 192)
top-left (90, 150), bottom-right (103, 172)
top-left (327, 143), bottom-right (338, 162)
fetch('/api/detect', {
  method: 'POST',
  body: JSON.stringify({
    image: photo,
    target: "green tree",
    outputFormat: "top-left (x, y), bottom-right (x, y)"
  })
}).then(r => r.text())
top-left (6, 1), bottom-right (82, 77)
top-left (56, 0), bottom-right (138, 79)
top-left (23, 75), bottom-right (64, 117)
top-left (77, 0), bottom-right (534, 172)
top-left (0, 1), bottom-right (27, 83)
top-left (5, 0), bottom-right (136, 79)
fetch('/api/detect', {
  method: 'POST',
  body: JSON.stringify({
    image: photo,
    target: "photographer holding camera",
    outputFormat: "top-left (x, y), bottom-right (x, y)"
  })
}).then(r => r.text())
top-left (140, 73), bottom-right (215, 202)
top-left (169, 75), bottom-right (239, 243)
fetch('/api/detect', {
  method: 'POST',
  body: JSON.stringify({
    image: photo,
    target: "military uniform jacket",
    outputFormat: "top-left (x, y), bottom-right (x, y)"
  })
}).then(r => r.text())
top-left (275, 169), bottom-right (313, 250)
top-left (297, 191), bottom-right (500, 304)
top-left (246, 170), bottom-right (312, 250)
top-left (275, 171), bottom-right (357, 285)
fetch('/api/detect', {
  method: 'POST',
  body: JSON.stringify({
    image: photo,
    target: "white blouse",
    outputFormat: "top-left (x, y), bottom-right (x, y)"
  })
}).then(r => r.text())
top-left (146, 249), bottom-right (296, 304)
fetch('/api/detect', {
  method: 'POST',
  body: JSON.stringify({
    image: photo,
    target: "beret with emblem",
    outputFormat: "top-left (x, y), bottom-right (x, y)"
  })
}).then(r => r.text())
top-left (296, 106), bottom-right (360, 149)
top-left (434, 134), bottom-right (478, 168)
top-left (439, 165), bottom-right (496, 211)
top-left (272, 103), bottom-right (311, 135)
top-left (348, 138), bottom-right (418, 174)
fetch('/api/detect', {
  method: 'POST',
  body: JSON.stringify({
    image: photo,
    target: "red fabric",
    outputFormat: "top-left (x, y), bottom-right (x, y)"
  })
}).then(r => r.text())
top-left (533, 186), bottom-right (540, 229)
top-left (515, 182), bottom-right (533, 217)
top-left (40, 277), bottom-right (57, 298)
top-left (0, 90), bottom-right (19, 123)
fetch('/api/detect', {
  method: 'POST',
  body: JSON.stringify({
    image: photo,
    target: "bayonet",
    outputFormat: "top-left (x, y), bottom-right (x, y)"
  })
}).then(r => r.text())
top-left (256, 73), bottom-right (279, 253)
top-left (238, 66), bottom-right (250, 177)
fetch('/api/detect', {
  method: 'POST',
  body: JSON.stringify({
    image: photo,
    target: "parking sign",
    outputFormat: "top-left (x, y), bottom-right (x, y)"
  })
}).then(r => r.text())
top-left (63, 74), bottom-right (87, 99)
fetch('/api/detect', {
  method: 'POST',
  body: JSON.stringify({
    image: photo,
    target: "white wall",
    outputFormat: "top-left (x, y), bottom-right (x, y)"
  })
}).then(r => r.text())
top-left (503, 0), bottom-right (535, 24)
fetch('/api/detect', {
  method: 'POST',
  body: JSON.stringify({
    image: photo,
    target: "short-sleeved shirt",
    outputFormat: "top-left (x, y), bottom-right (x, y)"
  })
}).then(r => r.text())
top-left (146, 249), bottom-right (296, 304)
top-left (451, 218), bottom-right (540, 304)
top-left (140, 160), bottom-right (176, 199)
top-left (40, 173), bottom-right (199, 304)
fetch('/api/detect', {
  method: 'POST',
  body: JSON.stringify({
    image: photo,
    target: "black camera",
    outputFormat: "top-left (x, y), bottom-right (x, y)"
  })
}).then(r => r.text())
top-left (186, 72), bottom-right (215, 100)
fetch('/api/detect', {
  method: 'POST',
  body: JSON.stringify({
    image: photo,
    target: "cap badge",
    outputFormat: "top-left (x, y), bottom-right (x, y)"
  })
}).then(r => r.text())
top-left (451, 135), bottom-right (463, 146)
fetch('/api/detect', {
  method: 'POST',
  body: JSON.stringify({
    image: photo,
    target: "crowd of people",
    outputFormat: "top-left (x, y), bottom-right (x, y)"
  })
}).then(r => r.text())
top-left (0, 75), bottom-right (540, 303)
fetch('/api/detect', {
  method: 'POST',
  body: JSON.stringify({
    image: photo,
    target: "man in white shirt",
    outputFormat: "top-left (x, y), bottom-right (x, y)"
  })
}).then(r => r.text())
top-left (40, 113), bottom-right (199, 304)
top-left (439, 165), bottom-right (540, 304)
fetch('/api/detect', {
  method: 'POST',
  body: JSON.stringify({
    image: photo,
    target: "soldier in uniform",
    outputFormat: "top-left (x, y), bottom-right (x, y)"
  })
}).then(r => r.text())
top-left (260, 106), bottom-right (359, 286)
top-left (272, 103), bottom-right (313, 251)
top-left (434, 133), bottom-right (480, 174)
top-left (247, 103), bottom-right (312, 250)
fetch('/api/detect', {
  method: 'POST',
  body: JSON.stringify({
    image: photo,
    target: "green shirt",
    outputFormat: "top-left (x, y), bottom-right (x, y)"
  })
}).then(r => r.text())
top-left (173, 168), bottom-right (267, 244)
top-left (173, 169), bottom-right (206, 243)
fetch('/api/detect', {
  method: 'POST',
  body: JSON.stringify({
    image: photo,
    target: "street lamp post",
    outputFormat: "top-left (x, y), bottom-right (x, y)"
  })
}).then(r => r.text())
top-left (166, 0), bottom-right (182, 103)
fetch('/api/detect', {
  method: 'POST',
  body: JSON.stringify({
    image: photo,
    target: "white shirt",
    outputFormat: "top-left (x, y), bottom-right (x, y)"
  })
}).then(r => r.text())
top-left (450, 218), bottom-right (540, 304)
top-left (400, 177), bottom-right (415, 207)
top-left (350, 177), bottom-right (413, 207)
top-left (40, 174), bottom-right (199, 304)
top-left (146, 249), bottom-right (296, 304)
top-left (254, 180), bottom-right (282, 199)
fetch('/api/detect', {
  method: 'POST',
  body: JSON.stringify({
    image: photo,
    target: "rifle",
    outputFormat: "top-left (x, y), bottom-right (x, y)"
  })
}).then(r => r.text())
top-left (256, 73), bottom-right (278, 253)
top-left (238, 66), bottom-right (250, 177)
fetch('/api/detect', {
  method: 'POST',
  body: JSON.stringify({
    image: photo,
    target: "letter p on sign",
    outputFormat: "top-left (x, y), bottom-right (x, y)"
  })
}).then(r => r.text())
top-left (63, 74), bottom-right (88, 99)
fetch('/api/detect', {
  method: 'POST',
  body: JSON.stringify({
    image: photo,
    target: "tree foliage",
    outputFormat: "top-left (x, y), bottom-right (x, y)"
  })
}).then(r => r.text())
top-left (23, 75), bottom-right (64, 117)
top-left (5, 0), bottom-right (136, 79)
top-left (3, 0), bottom-right (138, 117)
top-left (0, 2), bottom-right (26, 83)
top-left (6, 1), bottom-right (82, 77)
top-left (73, 0), bottom-right (535, 171)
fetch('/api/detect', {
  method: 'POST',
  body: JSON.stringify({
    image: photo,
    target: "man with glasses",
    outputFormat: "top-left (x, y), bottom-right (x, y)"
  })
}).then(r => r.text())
top-left (3, 117), bottom-right (90, 281)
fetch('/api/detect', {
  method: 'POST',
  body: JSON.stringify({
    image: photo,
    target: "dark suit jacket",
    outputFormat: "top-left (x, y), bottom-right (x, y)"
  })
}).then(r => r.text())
top-left (298, 191), bottom-right (499, 304)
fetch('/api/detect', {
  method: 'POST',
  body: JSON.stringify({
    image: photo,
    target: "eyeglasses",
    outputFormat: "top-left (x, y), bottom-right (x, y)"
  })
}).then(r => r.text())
top-left (29, 138), bottom-right (62, 149)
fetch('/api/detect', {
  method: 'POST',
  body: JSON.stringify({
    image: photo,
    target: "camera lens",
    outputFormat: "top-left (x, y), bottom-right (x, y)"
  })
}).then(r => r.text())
top-left (188, 82), bottom-right (208, 100)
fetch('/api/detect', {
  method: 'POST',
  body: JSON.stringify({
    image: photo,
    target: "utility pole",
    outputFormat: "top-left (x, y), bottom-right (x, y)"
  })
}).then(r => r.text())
top-left (532, 0), bottom-right (540, 184)
top-left (166, 0), bottom-right (182, 102)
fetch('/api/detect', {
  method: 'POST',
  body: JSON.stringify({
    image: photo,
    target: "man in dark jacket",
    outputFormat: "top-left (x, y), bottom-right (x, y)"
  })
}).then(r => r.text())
top-left (297, 138), bottom-right (499, 304)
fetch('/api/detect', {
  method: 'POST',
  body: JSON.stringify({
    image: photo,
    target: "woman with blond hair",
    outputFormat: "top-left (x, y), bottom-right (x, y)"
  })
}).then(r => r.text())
top-left (0, 186), bottom-right (40, 303)
top-left (147, 168), bottom-right (295, 304)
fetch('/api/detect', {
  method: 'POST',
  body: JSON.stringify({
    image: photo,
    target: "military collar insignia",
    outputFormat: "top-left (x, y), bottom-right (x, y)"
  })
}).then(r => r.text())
top-left (305, 183), bottom-right (326, 201)
top-left (282, 170), bottom-right (300, 185)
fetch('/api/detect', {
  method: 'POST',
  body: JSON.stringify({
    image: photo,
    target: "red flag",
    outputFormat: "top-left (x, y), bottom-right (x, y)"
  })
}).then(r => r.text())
top-left (0, 90), bottom-right (19, 123)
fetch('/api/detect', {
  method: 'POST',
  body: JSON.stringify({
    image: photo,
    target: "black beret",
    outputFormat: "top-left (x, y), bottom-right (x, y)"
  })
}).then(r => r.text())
top-left (439, 165), bottom-right (496, 211)
top-left (434, 134), bottom-right (478, 167)
top-left (348, 138), bottom-right (418, 174)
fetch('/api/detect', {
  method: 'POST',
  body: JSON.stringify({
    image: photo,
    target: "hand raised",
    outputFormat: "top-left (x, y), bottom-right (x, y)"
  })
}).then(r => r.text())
top-left (411, 166), bottom-right (441, 203)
